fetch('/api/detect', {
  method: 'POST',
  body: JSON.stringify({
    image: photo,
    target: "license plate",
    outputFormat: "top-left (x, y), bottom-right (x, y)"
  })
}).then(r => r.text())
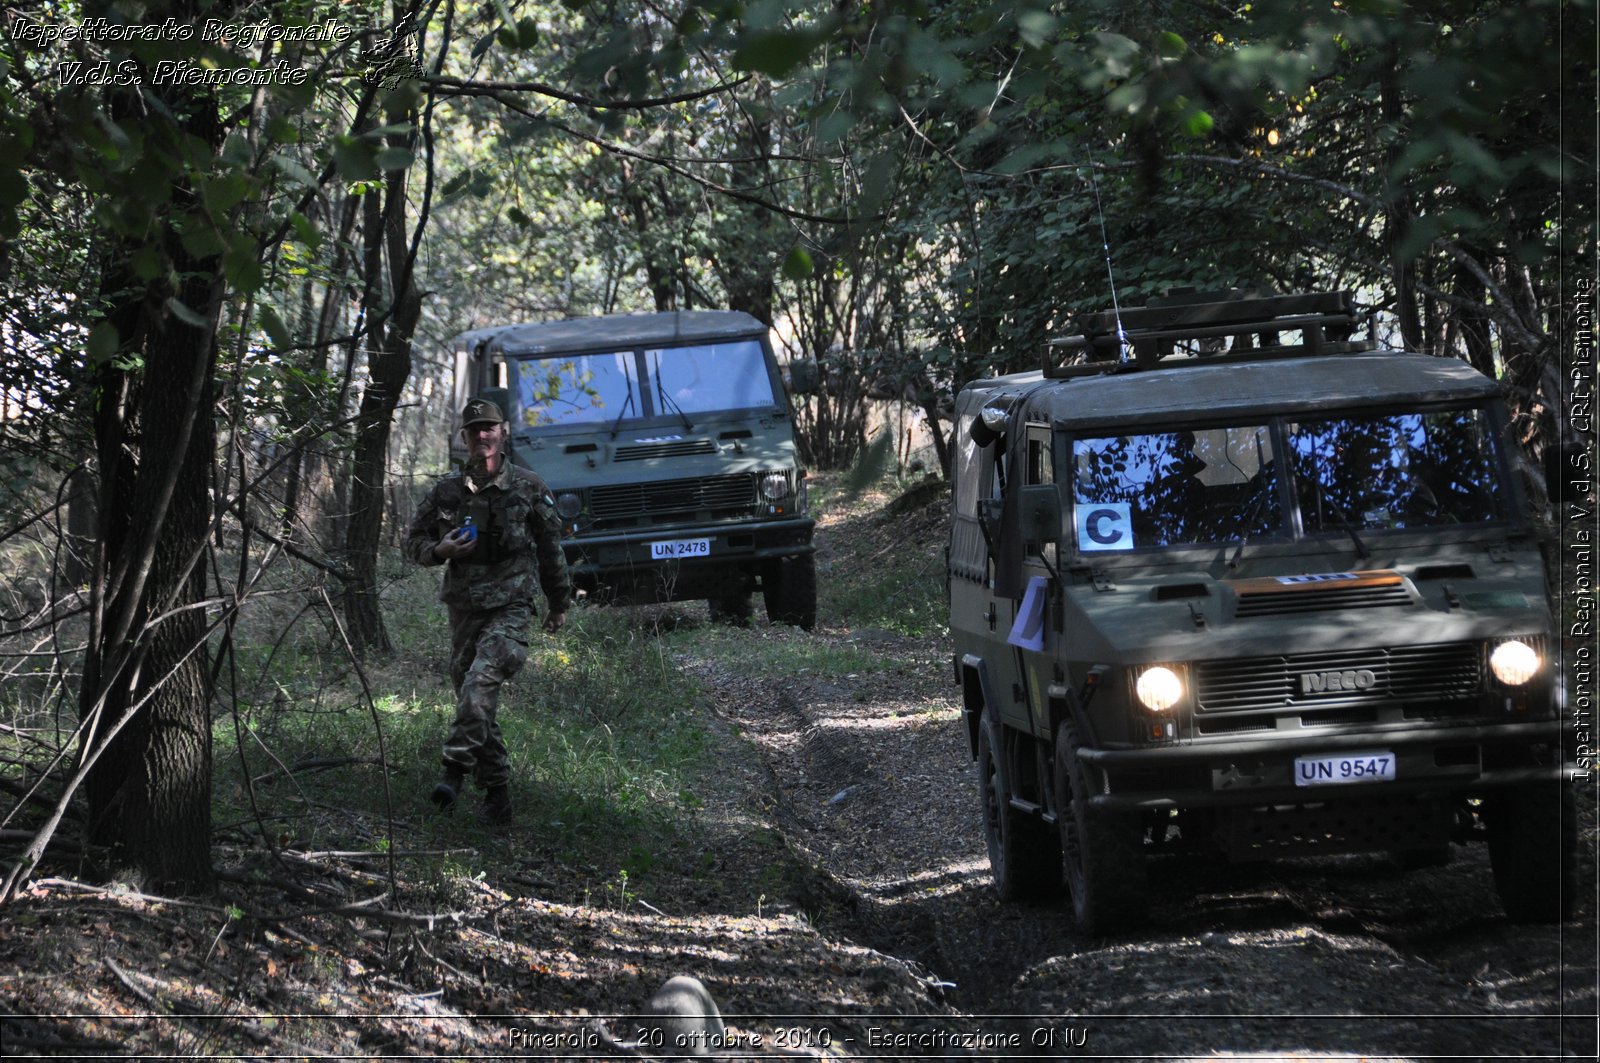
top-left (1294, 752), bottom-right (1396, 787)
top-left (650, 537), bottom-right (710, 560)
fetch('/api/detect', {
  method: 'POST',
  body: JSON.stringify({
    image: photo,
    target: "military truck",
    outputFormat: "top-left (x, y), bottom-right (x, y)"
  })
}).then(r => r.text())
top-left (949, 289), bottom-right (1576, 933)
top-left (451, 311), bottom-right (816, 628)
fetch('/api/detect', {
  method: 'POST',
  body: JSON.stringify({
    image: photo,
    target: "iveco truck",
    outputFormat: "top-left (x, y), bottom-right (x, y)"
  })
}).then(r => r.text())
top-left (949, 289), bottom-right (1576, 933)
top-left (452, 311), bottom-right (816, 628)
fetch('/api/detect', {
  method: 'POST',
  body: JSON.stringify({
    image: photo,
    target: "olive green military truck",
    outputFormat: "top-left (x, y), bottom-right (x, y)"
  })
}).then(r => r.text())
top-left (949, 289), bottom-right (1576, 934)
top-left (452, 311), bottom-right (816, 628)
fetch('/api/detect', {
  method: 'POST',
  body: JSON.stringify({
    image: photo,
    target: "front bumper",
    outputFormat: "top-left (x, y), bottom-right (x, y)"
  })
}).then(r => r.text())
top-left (563, 517), bottom-right (815, 601)
top-left (1080, 718), bottom-right (1567, 811)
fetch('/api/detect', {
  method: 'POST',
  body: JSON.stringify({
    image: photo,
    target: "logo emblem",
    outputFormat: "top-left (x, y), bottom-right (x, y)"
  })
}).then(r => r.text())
top-left (1300, 669), bottom-right (1378, 694)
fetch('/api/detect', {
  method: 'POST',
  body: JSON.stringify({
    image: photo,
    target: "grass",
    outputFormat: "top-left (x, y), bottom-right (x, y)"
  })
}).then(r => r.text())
top-left (211, 571), bottom-right (722, 895)
top-left (3, 463), bottom-right (953, 905)
top-left (809, 472), bottom-right (950, 638)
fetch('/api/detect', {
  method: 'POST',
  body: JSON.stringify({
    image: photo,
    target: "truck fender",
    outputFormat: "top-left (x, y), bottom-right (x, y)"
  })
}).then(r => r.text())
top-left (958, 654), bottom-right (999, 759)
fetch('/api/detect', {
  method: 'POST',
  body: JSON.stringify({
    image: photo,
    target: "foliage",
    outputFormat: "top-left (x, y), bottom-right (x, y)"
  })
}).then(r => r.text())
top-left (0, 0), bottom-right (1588, 897)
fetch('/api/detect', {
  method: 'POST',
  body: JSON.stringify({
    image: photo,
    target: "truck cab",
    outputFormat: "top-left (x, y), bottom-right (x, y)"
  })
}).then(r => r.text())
top-left (453, 311), bottom-right (816, 627)
top-left (949, 290), bottom-right (1575, 933)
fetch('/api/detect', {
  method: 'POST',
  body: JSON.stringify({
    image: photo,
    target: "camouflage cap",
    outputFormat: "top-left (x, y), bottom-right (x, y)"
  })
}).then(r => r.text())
top-left (461, 397), bottom-right (505, 428)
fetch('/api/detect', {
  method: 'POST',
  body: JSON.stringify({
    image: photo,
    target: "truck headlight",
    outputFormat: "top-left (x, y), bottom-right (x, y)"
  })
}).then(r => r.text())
top-left (555, 491), bottom-right (582, 519)
top-left (1134, 665), bottom-right (1184, 713)
top-left (760, 472), bottom-right (790, 501)
top-left (1489, 640), bottom-right (1540, 686)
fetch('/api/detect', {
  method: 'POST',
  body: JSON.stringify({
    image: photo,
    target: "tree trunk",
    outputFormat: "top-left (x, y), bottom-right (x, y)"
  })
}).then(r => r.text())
top-left (1378, 47), bottom-right (1423, 351)
top-left (79, 96), bottom-right (222, 892)
top-left (342, 117), bottom-right (423, 655)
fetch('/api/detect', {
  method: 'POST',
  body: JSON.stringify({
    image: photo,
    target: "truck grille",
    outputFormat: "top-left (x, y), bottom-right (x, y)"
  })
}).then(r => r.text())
top-left (614, 439), bottom-right (717, 461)
top-left (1234, 582), bottom-right (1413, 617)
top-left (1194, 642), bottom-right (1483, 720)
top-left (589, 473), bottom-right (755, 522)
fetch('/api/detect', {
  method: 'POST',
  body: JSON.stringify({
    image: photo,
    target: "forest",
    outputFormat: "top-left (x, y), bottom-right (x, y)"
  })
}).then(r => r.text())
top-left (0, 0), bottom-right (1595, 1058)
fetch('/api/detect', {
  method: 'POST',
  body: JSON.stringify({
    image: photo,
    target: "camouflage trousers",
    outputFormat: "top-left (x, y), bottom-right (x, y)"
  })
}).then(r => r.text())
top-left (441, 601), bottom-right (531, 789)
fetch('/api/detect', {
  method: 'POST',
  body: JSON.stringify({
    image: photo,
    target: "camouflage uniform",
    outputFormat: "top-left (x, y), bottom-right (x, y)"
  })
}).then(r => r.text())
top-left (406, 462), bottom-right (571, 791)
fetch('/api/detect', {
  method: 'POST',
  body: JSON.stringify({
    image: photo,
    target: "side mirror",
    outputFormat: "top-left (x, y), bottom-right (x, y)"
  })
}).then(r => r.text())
top-left (1018, 483), bottom-right (1062, 549)
top-left (787, 358), bottom-right (820, 396)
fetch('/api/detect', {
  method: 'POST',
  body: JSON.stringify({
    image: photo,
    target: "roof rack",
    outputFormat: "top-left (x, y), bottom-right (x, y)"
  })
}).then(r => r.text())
top-left (1043, 289), bottom-right (1375, 377)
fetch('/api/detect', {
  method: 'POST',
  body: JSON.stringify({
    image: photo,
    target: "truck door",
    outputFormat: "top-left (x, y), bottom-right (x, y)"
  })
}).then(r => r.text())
top-left (1014, 423), bottom-right (1059, 739)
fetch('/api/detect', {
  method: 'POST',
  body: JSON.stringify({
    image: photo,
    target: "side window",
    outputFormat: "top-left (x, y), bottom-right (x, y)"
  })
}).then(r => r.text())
top-left (1025, 426), bottom-right (1057, 567)
top-left (1026, 431), bottom-right (1053, 486)
top-left (953, 414), bottom-right (981, 519)
top-left (948, 413), bottom-right (989, 582)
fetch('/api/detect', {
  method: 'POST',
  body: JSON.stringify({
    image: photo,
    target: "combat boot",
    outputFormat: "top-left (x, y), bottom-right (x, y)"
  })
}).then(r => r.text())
top-left (431, 765), bottom-right (465, 811)
top-left (481, 785), bottom-right (513, 825)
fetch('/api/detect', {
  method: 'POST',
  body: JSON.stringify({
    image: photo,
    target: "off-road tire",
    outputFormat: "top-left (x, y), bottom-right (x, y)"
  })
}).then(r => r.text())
top-left (1485, 781), bottom-right (1577, 923)
top-left (763, 554), bottom-right (817, 631)
top-left (1054, 719), bottom-right (1148, 934)
top-left (976, 714), bottom-right (1061, 901)
top-left (707, 594), bottom-right (753, 626)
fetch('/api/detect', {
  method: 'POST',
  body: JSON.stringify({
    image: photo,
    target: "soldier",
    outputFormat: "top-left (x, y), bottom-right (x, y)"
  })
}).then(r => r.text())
top-left (405, 397), bottom-right (572, 823)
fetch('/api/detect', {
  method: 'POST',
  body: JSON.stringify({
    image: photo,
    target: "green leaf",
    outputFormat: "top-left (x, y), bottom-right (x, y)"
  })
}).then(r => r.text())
top-left (507, 206), bottom-right (531, 227)
top-left (202, 172), bottom-right (250, 214)
top-left (471, 30), bottom-right (497, 59)
top-left (1017, 11), bottom-right (1059, 49)
top-left (1106, 83), bottom-right (1147, 115)
top-left (440, 169), bottom-right (473, 197)
top-left (179, 223), bottom-right (227, 259)
top-left (221, 131), bottom-right (253, 168)
top-left (815, 110), bottom-right (855, 145)
top-left (130, 243), bottom-right (163, 282)
top-left (224, 241), bottom-right (264, 294)
top-left (332, 136), bottom-right (379, 181)
top-left (781, 245), bottom-right (813, 280)
top-left (497, 23), bottom-right (519, 48)
top-left (266, 116), bottom-right (299, 144)
top-left (733, 29), bottom-right (822, 77)
top-left (517, 16), bottom-right (540, 48)
top-left (0, 166), bottom-right (26, 209)
top-left (87, 322), bottom-right (121, 364)
top-left (289, 211), bottom-right (321, 251)
top-left (259, 305), bottom-right (292, 350)
top-left (165, 297), bottom-right (209, 329)
top-left (1182, 108), bottom-right (1214, 137)
top-left (375, 146), bottom-right (413, 171)
top-left (1157, 31), bottom-right (1187, 60)
top-left (272, 154), bottom-right (319, 188)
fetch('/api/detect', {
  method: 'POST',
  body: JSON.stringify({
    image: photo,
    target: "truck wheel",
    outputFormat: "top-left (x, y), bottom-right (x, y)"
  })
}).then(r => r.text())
top-left (707, 594), bottom-right (752, 626)
top-left (1054, 719), bottom-right (1148, 934)
top-left (976, 715), bottom-right (1061, 900)
top-left (763, 554), bottom-right (817, 631)
top-left (1485, 781), bottom-right (1577, 923)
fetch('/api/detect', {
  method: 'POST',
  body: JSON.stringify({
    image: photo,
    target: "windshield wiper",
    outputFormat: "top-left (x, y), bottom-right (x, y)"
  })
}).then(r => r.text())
top-left (1228, 485), bottom-right (1274, 569)
top-left (652, 357), bottom-right (695, 432)
top-left (608, 384), bottom-right (637, 440)
top-left (1326, 501), bottom-right (1371, 560)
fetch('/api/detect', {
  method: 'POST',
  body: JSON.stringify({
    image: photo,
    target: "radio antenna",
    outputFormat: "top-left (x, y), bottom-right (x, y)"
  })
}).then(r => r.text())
top-left (1085, 150), bottom-right (1129, 364)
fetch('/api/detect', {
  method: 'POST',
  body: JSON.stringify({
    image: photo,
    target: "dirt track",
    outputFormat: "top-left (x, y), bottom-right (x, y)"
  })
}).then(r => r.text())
top-left (683, 552), bottom-right (1598, 1061)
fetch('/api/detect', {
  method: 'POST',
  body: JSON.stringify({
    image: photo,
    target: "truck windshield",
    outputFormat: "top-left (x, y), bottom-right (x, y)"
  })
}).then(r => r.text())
top-left (1072, 425), bottom-right (1282, 550)
top-left (1288, 407), bottom-right (1506, 532)
top-left (645, 340), bottom-right (777, 414)
top-left (515, 352), bottom-right (637, 427)
top-left (1070, 406), bottom-right (1509, 553)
